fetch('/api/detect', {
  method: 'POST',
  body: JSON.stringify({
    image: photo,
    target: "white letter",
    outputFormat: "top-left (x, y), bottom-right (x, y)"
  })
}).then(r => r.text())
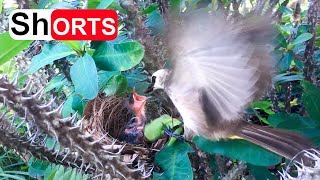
top-left (87, 18), bottom-right (100, 35)
top-left (102, 18), bottom-right (115, 35)
top-left (72, 18), bottom-right (86, 35)
top-left (53, 18), bottom-right (69, 35)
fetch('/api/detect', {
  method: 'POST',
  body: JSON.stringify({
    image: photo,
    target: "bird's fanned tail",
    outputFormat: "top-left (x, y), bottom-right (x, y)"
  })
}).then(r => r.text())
top-left (236, 122), bottom-right (313, 163)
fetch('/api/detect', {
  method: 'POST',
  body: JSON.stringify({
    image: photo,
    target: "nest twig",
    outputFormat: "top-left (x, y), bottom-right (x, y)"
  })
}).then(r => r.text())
top-left (83, 94), bottom-right (133, 142)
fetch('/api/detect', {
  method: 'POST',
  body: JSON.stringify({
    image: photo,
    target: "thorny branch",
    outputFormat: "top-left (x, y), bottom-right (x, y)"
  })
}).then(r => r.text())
top-left (0, 113), bottom-right (94, 173)
top-left (303, 0), bottom-right (319, 83)
top-left (0, 78), bottom-right (147, 179)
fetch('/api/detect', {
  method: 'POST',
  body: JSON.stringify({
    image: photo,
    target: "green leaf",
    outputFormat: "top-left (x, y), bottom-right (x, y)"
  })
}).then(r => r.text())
top-left (45, 75), bottom-right (67, 93)
top-left (193, 137), bottom-right (282, 166)
top-left (299, 128), bottom-right (320, 146)
top-left (247, 164), bottom-right (275, 179)
top-left (87, 0), bottom-right (100, 8)
top-left (44, 165), bottom-right (88, 180)
top-left (107, 2), bottom-right (127, 14)
top-left (53, 166), bottom-right (65, 179)
top-left (301, 81), bottom-right (320, 121)
top-left (45, 138), bottom-right (59, 150)
top-left (292, 33), bottom-right (313, 45)
top-left (274, 32), bottom-right (287, 48)
top-left (70, 53), bottom-right (99, 100)
top-left (62, 93), bottom-right (76, 118)
top-left (154, 141), bottom-right (194, 180)
top-left (0, 0), bottom-right (3, 14)
top-left (87, 0), bottom-right (114, 9)
top-left (72, 94), bottom-right (86, 116)
top-left (279, 51), bottom-right (293, 71)
top-left (62, 169), bottom-right (72, 179)
top-left (48, 2), bottom-right (75, 9)
top-left (86, 49), bottom-right (96, 56)
top-left (273, 73), bottom-right (303, 84)
top-left (27, 43), bottom-right (74, 74)
top-left (70, 169), bottom-right (77, 180)
top-left (44, 165), bottom-right (59, 180)
top-left (143, 4), bottom-right (158, 14)
top-left (278, 6), bottom-right (292, 15)
top-left (268, 112), bottom-right (320, 129)
top-left (37, 0), bottom-right (51, 8)
top-left (250, 101), bottom-right (273, 114)
top-left (0, 173), bottom-right (25, 180)
top-left (96, 0), bottom-right (114, 9)
top-left (103, 74), bottom-right (128, 96)
top-left (0, 32), bottom-right (32, 66)
top-left (93, 41), bottom-right (144, 71)
top-left (98, 70), bottom-right (120, 89)
top-left (145, 10), bottom-right (165, 35)
top-left (169, 0), bottom-right (181, 15)
top-left (144, 114), bottom-right (182, 144)
top-left (61, 41), bottom-right (83, 53)
top-left (28, 158), bottom-right (49, 178)
top-left (0, 60), bottom-right (16, 77)
top-left (123, 66), bottom-right (149, 94)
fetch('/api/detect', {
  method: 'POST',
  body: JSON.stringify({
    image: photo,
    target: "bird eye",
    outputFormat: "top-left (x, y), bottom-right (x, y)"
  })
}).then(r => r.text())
top-left (151, 76), bottom-right (156, 83)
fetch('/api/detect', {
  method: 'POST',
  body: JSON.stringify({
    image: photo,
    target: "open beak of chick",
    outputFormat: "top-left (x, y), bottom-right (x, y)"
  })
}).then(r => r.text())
top-left (131, 90), bottom-right (147, 122)
top-left (122, 90), bottom-right (148, 143)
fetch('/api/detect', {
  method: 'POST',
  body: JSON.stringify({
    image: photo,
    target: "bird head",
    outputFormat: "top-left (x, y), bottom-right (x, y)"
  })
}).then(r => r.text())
top-left (145, 69), bottom-right (170, 93)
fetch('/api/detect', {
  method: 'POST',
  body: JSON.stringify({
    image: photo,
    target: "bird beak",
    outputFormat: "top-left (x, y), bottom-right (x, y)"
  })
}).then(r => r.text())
top-left (131, 89), bottom-right (147, 118)
top-left (145, 81), bottom-right (154, 94)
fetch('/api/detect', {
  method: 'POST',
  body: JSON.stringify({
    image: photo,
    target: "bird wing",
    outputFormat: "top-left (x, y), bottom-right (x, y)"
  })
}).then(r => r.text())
top-left (167, 13), bottom-right (274, 122)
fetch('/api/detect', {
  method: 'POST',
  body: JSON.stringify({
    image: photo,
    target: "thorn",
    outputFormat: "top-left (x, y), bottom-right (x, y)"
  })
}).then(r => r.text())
top-left (30, 127), bottom-right (40, 143)
top-left (45, 103), bottom-right (64, 115)
top-left (26, 122), bottom-right (32, 137)
top-left (0, 110), bottom-right (9, 119)
top-left (115, 144), bottom-right (126, 155)
top-left (1, 97), bottom-right (5, 105)
top-left (54, 151), bottom-right (60, 160)
top-left (42, 134), bottom-right (48, 143)
top-left (51, 131), bottom-right (60, 145)
top-left (21, 96), bottom-right (33, 101)
top-left (38, 97), bottom-right (56, 109)
top-left (77, 117), bottom-right (86, 130)
top-left (20, 79), bottom-right (32, 91)
top-left (85, 163), bottom-right (91, 172)
top-left (70, 113), bottom-right (78, 123)
top-left (69, 126), bottom-right (80, 131)
top-left (0, 87), bottom-right (8, 92)
top-left (33, 87), bottom-right (45, 100)
top-left (58, 117), bottom-right (72, 123)
top-left (71, 152), bottom-right (79, 163)
top-left (92, 173), bottom-right (103, 179)
top-left (79, 158), bottom-right (86, 174)
top-left (75, 144), bottom-right (86, 153)
top-left (10, 112), bottom-right (16, 124)
top-left (45, 121), bottom-right (51, 132)
top-left (13, 89), bottom-right (23, 95)
top-left (27, 82), bottom-right (34, 94)
top-left (89, 134), bottom-right (106, 145)
top-left (16, 119), bottom-right (26, 129)
top-left (23, 107), bottom-right (28, 121)
top-left (10, 73), bottom-right (19, 86)
top-left (61, 149), bottom-right (70, 162)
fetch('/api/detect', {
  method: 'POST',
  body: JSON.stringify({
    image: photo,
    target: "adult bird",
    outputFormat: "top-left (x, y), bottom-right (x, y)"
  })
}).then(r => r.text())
top-left (146, 12), bottom-right (313, 162)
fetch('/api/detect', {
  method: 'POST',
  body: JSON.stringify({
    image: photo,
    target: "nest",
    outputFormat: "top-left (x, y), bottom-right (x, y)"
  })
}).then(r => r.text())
top-left (81, 92), bottom-right (172, 176)
top-left (82, 94), bottom-right (133, 143)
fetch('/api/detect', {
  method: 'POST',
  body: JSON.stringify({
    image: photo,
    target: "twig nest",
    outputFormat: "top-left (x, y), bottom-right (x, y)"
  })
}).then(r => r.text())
top-left (83, 93), bottom-right (133, 143)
